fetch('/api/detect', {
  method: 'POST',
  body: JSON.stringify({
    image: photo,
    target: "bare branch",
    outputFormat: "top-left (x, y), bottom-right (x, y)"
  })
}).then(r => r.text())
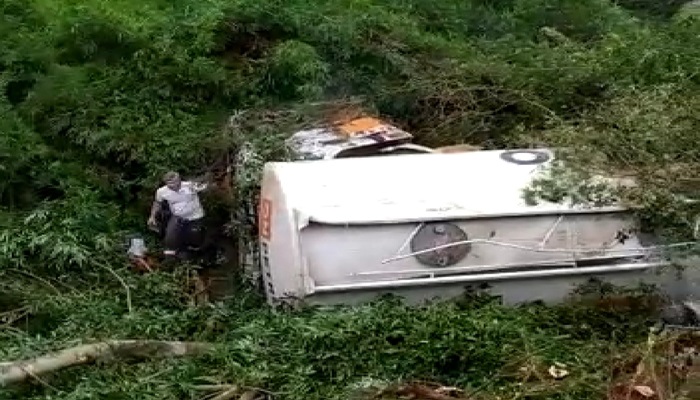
top-left (0, 340), bottom-right (213, 386)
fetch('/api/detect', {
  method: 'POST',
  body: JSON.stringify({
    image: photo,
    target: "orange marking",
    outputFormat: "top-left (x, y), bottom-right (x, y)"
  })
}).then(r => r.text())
top-left (338, 117), bottom-right (384, 137)
top-left (259, 198), bottom-right (272, 240)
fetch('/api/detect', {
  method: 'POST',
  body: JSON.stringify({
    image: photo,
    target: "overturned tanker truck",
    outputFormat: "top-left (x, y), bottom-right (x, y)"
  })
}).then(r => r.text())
top-left (251, 116), bottom-right (700, 318)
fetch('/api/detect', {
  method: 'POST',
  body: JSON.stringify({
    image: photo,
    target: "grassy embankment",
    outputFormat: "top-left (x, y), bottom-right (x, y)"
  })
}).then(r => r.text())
top-left (1, 0), bottom-right (699, 399)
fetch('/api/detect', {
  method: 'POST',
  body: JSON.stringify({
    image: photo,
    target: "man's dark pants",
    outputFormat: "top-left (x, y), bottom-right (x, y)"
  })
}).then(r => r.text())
top-left (163, 216), bottom-right (205, 255)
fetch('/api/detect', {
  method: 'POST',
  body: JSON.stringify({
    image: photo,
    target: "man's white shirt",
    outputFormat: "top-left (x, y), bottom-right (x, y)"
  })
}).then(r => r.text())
top-left (155, 181), bottom-right (206, 220)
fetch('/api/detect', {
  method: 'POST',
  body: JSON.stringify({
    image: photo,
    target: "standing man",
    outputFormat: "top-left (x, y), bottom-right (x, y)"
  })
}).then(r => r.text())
top-left (148, 171), bottom-right (208, 258)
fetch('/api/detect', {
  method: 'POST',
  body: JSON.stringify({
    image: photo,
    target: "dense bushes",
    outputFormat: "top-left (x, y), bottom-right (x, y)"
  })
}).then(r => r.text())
top-left (0, 281), bottom-right (653, 400)
top-left (1, 1), bottom-right (699, 398)
top-left (2, 1), bottom-right (699, 228)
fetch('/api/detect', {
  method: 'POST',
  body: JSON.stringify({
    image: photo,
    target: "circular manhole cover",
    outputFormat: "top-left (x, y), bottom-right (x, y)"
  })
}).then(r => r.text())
top-left (410, 222), bottom-right (471, 267)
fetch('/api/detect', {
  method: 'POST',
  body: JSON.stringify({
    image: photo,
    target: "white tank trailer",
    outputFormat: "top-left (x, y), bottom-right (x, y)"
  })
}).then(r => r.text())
top-left (254, 117), bottom-right (700, 315)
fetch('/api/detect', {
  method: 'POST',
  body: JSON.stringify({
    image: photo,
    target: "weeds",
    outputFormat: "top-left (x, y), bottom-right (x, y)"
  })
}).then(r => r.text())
top-left (0, 280), bottom-right (661, 400)
top-left (1, 0), bottom-right (700, 399)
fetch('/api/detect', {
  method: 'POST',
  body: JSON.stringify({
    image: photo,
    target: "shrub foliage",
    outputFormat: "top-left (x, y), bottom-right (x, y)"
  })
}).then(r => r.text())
top-left (1, 0), bottom-right (699, 398)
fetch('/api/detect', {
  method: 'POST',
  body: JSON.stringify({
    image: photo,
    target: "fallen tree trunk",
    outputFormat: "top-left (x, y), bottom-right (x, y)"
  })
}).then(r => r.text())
top-left (0, 340), bottom-right (213, 386)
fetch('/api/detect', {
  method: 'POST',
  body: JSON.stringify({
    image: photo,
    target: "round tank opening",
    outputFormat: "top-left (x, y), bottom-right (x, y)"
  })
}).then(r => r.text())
top-left (499, 150), bottom-right (551, 165)
top-left (510, 152), bottom-right (539, 162)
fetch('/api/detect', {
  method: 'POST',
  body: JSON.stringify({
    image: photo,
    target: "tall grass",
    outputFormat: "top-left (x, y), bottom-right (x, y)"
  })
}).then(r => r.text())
top-left (0, 1), bottom-right (699, 398)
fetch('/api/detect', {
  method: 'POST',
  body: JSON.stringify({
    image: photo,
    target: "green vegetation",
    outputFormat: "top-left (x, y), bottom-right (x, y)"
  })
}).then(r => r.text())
top-left (1, 0), bottom-right (699, 399)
